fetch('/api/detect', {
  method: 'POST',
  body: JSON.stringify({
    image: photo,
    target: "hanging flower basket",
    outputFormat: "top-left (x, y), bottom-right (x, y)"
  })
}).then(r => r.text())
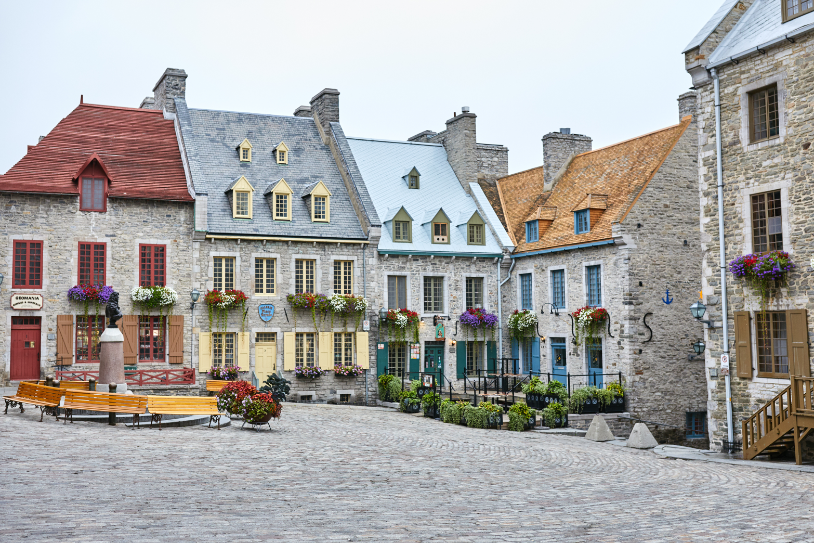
top-left (208, 366), bottom-right (241, 381)
top-left (131, 285), bottom-right (178, 326)
top-left (383, 308), bottom-right (420, 344)
top-left (295, 366), bottom-right (327, 379)
top-left (67, 285), bottom-right (114, 318)
top-left (729, 251), bottom-right (794, 313)
top-left (459, 308), bottom-right (498, 342)
top-left (334, 365), bottom-right (364, 377)
top-left (507, 309), bottom-right (538, 340)
top-left (287, 293), bottom-right (330, 331)
top-left (205, 289), bottom-right (249, 333)
top-left (571, 306), bottom-right (608, 346)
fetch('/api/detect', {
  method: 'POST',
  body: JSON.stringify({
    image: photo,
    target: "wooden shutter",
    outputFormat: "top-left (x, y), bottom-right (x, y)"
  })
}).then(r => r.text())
top-left (237, 332), bottom-right (250, 372)
top-left (456, 340), bottom-right (467, 379)
top-left (788, 309), bottom-right (811, 377)
top-left (487, 341), bottom-right (497, 373)
top-left (734, 311), bottom-right (752, 379)
top-left (356, 332), bottom-right (369, 369)
top-left (198, 332), bottom-right (212, 374)
top-left (56, 315), bottom-right (74, 365)
top-left (117, 315), bottom-right (138, 366)
top-left (168, 315), bottom-right (184, 364)
top-left (408, 342), bottom-right (419, 380)
top-left (318, 332), bottom-right (333, 370)
top-left (531, 337), bottom-right (541, 373)
top-left (283, 332), bottom-right (295, 371)
top-left (377, 342), bottom-right (388, 376)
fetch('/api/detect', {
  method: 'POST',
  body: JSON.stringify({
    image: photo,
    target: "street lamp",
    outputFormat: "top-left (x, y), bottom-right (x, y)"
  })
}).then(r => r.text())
top-left (379, 307), bottom-right (387, 322)
top-left (690, 300), bottom-right (716, 328)
top-left (692, 339), bottom-right (706, 355)
top-left (190, 288), bottom-right (200, 311)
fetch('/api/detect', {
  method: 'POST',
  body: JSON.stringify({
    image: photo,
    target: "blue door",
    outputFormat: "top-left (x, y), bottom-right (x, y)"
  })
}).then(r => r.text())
top-left (587, 339), bottom-right (603, 388)
top-left (551, 338), bottom-right (567, 386)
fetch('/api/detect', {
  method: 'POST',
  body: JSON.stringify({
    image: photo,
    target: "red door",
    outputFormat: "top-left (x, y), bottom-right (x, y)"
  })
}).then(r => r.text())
top-left (11, 317), bottom-right (41, 380)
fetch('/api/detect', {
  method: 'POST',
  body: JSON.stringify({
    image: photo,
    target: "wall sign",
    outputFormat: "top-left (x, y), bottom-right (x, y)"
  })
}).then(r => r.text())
top-left (435, 323), bottom-right (445, 340)
top-left (10, 293), bottom-right (43, 310)
top-left (362, 320), bottom-right (370, 331)
top-left (258, 304), bottom-right (275, 322)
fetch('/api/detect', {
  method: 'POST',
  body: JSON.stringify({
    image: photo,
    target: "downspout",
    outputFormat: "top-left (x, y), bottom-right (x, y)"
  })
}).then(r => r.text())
top-left (363, 244), bottom-right (368, 406)
top-left (497, 257), bottom-right (516, 362)
top-left (711, 67), bottom-right (734, 446)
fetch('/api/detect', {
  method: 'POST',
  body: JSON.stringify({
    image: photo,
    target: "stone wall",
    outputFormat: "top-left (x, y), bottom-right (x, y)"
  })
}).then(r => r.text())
top-left (149, 68), bottom-right (187, 114)
top-left (0, 192), bottom-right (195, 384)
top-left (542, 131), bottom-right (592, 187)
top-left (442, 113), bottom-right (479, 194)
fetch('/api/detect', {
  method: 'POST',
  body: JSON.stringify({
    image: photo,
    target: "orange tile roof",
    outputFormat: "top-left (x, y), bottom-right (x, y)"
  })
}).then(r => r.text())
top-left (497, 117), bottom-right (691, 254)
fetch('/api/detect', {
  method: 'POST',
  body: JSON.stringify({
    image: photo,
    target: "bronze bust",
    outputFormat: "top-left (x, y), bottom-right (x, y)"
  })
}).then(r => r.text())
top-left (106, 291), bottom-right (123, 328)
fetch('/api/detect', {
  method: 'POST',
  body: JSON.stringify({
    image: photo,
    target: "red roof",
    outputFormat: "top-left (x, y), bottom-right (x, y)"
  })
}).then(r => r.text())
top-left (0, 103), bottom-right (192, 201)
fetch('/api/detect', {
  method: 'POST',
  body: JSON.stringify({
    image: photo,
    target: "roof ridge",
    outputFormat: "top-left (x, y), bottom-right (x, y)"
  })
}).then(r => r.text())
top-left (80, 103), bottom-right (164, 114)
top-left (346, 137), bottom-right (443, 147)
top-left (573, 118), bottom-right (690, 158)
top-left (497, 163), bottom-right (544, 182)
top-left (188, 107), bottom-right (315, 120)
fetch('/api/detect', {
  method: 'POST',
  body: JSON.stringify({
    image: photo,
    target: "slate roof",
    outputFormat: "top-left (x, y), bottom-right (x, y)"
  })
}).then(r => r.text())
top-left (345, 137), bottom-right (506, 255)
top-left (708, 0), bottom-right (814, 64)
top-left (683, 0), bottom-right (743, 52)
top-left (495, 117), bottom-right (692, 255)
top-left (0, 103), bottom-right (191, 201)
top-left (174, 98), bottom-right (365, 240)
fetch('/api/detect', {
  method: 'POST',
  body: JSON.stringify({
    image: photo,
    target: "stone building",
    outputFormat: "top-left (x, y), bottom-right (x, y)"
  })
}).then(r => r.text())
top-left (490, 100), bottom-right (707, 442)
top-left (0, 99), bottom-right (195, 386)
top-left (684, 0), bottom-right (814, 452)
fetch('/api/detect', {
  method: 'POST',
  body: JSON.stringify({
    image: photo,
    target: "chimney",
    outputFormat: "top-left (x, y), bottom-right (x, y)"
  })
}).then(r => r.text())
top-left (542, 129), bottom-right (592, 188)
top-left (293, 105), bottom-right (312, 118)
top-left (407, 130), bottom-right (437, 143)
top-left (443, 107), bottom-right (478, 193)
top-left (310, 88), bottom-right (340, 139)
top-left (678, 91), bottom-right (698, 122)
top-left (151, 68), bottom-right (188, 114)
top-left (139, 97), bottom-right (156, 109)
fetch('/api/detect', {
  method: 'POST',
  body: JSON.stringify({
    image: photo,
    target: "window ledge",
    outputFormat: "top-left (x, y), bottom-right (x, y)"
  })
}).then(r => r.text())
top-left (746, 136), bottom-right (782, 152)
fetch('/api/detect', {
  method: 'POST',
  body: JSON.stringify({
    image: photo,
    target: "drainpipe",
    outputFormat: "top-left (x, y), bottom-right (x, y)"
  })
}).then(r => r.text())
top-left (711, 67), bottom-right (734, 446)
top-left (363, 244), bottom-right (368, 406)
top-left (497, 257), bottom-right (515, 362)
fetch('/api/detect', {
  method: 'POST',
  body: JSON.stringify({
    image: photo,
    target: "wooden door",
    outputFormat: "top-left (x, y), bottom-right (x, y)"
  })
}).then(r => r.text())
top-left (11, 316), bottom-right (41, 380)
top-left (551, 338), bottom-right (567, 386)
top-left (255, 332), bottom-right (277, 386)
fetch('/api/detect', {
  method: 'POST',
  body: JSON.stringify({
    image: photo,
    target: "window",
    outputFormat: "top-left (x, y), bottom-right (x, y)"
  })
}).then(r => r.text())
top-left (238, 139), bottom-right (252, 162)
top-left (575, 209), bottom-right (590, 234)
top-left (526, 221), bottom-right (539, 243)
top-left (587, 338), bottom-right (603, 383)
top-left (752, 191), bottom-right (783, 253)
top-left (254, 258), bottom-right (275, 295)
top-left (424, 276), bottom-right (444, 313)
top-left (213, 333), bottom-right (235, 368)
top-left (388, 276), bottom-right (407, 309)
top-left (409, 175), bottom-right (418, 189)
top-left (213, 257), bottom-right (235, 291)
top-left (313, 196), bottom-right (327, 221)
top-left (295, 332), bottom-right (316, 367)
top-left (784, 0), bottom-right (814, 22)
top-left (520, 273), bottom-right (532, 310)
top-left (394, 221), bottom-right (411, 242)
top-left (468, 223), bottom-right (484, 245)
top-left (79, 243), bottom-right (106, 286)
top-left (256, 332), bottom-right (276, 344)
top-left (241, 149), bottom-right (249, 161)
top-left (432, 222), bottom-right (448, 244)
top-left (76, 316), bottom-right (104, 362)
top-left (138, 316), bottom-right (165, 362)
top-left (749, 85), bottom-right (779, 143)
top-left (686, 412), bottom-right (707, 439)
top-left (756, 312), bottom-right (789, 378)
top-left (80, 177), bottom-right (105, 212)
top-left (139, 244), bottom-right (166, 287)
top-left (586, 265), bottom-right (602, 307)
top-left (334, 332), bottom-right (354, 366)
top-left (388, 343), bottom-right (406, 375)
top-left (12, 240), bottom-right (42, 289)
top-left (295, 259), bottom-right (315, 293)
top-left (465, 277), bottom-right (483, 309)
top-left (275, 193), bottom-right (289, 220)
top-left (278, 150), bottom-right (286, 163)
top-left (522, 339), bottom-right (533, 372)
top-left (466, 342), bottom-right (483, 375)
top-left (235, 191), bottom-right (250, 218)
top-left (551, 269), bottom-right (565, 309)
top-left (334, 260), bottom-right (353, 295)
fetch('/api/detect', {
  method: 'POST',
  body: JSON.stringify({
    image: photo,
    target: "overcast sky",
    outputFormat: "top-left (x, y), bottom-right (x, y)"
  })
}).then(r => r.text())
top-left (0, 1), bottom-right (718, 176)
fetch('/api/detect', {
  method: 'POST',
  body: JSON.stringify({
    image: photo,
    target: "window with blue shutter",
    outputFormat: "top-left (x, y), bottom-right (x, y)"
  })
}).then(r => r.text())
top-left (586, 265), bottom-right (601, 306)
top-left (575, 209), bottom-right (590, 234)
top-left (686, 412), bottom-right (707, 438)
top-left (551, 269), bottom-right (565, 309)
top-left (520, 273), bottom-right (533, 310)
top-left (525, 221), bottom-right (539, 243)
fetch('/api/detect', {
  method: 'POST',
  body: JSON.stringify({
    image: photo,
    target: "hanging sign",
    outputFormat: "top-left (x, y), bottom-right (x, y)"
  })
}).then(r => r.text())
top-left (362, 320), bottom-right (370, 331)
top-left (10, 293), bottom-right (43, 310)
top-left (258, 304), bottom-right (275, 322)
top-left (435, 323), bottom-right (445, 340)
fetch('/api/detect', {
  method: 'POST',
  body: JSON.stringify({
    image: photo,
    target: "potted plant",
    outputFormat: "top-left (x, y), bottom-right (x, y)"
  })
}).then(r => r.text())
top-left (382, 308), bottom-right (420, 344)
top-left (131, 285), bottom-right (178, 327)
top-left (421, 391), bottom-right (442, 418)
top-left (294, 366), bottom-right (327, 379)
top-left (208, 366), bottom-right (241, 381)
top-left (439, 399), bottom-right (468, 425)
top-left (205, 289), bottom-right (249, 332)
top-left (602, 382), bottom-right (626, 413)
top-left (542, 402), bottom-right (568, 428)
top-left (470, 401), bottom-right (504, 429)
top-left (334, 365), bottom-right (363, 377)
top-left (68, 284), bottom-right (114, 318)
top-left (571, 306), bottom-right (609, 346)
top-left (542, 379), bottom-right (569, 408)
top-left (569, 386), bottom-right (601, 414)
top-left (287, 292), bottom-right (330, 331)
top-left (507, 309), bottom-right (538, 340)
top-left (241, 392), bottom-right (282, 424)
top-left (260, 373), bottom-right (291, 403)
top-left (216, 380), bottom-right (258, 417)
top-left (327, 293), bottom-right (369, 331)
top-left (459, 308), bottom-right (499, 342)
top-left (521, 376), bottom-right (547, 409)
top-left (377, 374), bottom-right (402, 403)
top-left (400, 390), bottom-right (420, 413)
top-left (508, 402), bottom-right (531, 432)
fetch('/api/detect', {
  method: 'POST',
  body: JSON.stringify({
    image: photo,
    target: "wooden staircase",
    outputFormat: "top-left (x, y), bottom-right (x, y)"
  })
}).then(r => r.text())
top-left (743, 376), bottom-right (814, 464)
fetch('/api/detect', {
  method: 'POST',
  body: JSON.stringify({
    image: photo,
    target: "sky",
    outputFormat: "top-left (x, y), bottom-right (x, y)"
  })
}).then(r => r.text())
top-left (0, 0), bottom-right (719, 176)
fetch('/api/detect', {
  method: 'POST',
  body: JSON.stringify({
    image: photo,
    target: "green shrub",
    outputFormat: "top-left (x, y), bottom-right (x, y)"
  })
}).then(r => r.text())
top-left (440, 399), bottom-right (469, 424)
top-left (508, 402), bottom-right (531, 432)
top-left (521, 376), bottom-right (547, 395)
top-left (421, 391), bottom-right (441, 415)
top-left (568, 386), bottom-right (600, 413)
top-left (544, 379), bottom-right (569, 402)
top-left (399, 389), bottom-right (419, 412)
top-left (542, 402), bottom-right (568, 427)
top-left (377, 374), bottom-right (403, 403)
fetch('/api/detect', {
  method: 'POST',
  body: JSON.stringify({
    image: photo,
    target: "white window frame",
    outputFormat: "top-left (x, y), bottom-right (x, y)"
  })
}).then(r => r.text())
top-left (385, 274), bottom-right (411, 311)
top-left (547, 265), bottom-right (568, 312)
top-left (516, 268), bottom-right (535, 312)
top-left (251, 252), bottom-right (280, 298)
top-left (462, 274), bottom-right (489, 312)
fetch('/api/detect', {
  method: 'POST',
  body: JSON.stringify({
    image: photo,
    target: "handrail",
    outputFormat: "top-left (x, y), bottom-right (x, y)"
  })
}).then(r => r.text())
top-left (742, 383), bottom-right (791, 454)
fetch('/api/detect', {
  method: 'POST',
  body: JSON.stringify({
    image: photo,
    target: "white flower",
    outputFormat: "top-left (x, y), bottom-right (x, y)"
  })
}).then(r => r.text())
top-left (329, 294), bottom-right (347, 312)
top-left (395, 313), bottom-right (408, 328)
top-left (354, 297), bottom-right (369, 311)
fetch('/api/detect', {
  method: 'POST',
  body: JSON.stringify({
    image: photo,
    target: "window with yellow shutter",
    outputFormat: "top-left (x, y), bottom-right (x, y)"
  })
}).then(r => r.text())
top-left (334, 332), bottom-right (354, 366)
top-left (295, 332), bottom-right (316, 367)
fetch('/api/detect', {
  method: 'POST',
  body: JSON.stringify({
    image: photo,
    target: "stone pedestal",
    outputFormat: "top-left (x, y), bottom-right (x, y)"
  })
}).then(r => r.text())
top-left (98, 326), bottom-right (127, 393)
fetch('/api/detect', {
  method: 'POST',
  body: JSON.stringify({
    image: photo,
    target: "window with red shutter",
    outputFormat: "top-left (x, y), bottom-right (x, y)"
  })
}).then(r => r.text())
top-left (138, 316), bottom-right (165, 361)
top-left (12, 240), bottom-right (42, 288)
top-left (79, 243), bottom-right (106, 285)
top-left (76, 315), bottom-right (104, 362)
top-left (80, 177), bottom-right (106, 212)
top-left (139, 244), bottom-right (166, 286)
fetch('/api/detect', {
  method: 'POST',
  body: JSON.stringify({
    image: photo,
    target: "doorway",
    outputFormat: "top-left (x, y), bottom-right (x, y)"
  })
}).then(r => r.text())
top-left (550, 337), bottom-right (567, 386)
top-left (424, 341), bottom-right (444, 384)
top-left (11, 316), bottom-right (41, 381)
top-left (587, 339), bottom-right (603, 388)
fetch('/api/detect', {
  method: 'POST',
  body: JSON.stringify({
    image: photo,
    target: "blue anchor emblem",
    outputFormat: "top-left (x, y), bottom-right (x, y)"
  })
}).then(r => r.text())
top-left (662, 288), bottom-right (673, 305)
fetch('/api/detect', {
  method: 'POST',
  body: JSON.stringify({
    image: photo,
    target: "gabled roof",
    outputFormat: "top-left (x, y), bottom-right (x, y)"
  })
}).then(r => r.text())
top-left (225, 175), bottom-right (254, 192)
top-left (300, 180), bottom-right (332, 198)
top-left (72, 153), bottom-right (113, 181)
top-left (0, 103), bottom-right (191, 201)
top-left (683, 0), bottom-right (744, 52)
top-left (264, 178), bottom-right (291, 195)
top-left (496, 117), bottom-right (692, 255)
top-left (382, 206), bottom-right (413, 222)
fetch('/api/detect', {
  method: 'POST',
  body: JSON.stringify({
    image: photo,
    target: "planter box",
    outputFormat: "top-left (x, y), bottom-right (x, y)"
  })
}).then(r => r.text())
top-left (525, 414), bottom-right (537, 430)
top-left (423, 405), bottom-right (440, 419)
top-left (525, 393), bottom-right (542, 409)
top-left (402, 400), bottom-right (420, 413)
top-left (573, 397), bottom-right (600, 414)
top-left (604, 394), bottom-right (625, 413)
top-left (542, 393), bottom-right (564, 409)
top-left (487, 412), bottom-right (503, 429)
top-left (416, 386), bottom-right (433, 399)
top-left (548, 414), bottom-right (568, 428)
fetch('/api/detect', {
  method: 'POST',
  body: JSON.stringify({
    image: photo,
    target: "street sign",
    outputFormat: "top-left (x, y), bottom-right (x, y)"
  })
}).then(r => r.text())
top-left (362, 320), bottom-right (370, 331)
top-left (721, 353), bottom-right (729, 369)
top-left (258, 304), bottom-right (275, 322)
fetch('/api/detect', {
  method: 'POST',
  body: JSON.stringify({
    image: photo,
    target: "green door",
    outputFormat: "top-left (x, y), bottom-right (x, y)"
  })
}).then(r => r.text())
top-left (424, 343), bottom-right (444, 385)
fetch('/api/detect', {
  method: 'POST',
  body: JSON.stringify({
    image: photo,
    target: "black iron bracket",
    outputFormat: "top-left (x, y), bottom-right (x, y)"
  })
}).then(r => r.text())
top-left (536, 321), bottom-right (546, 340)
top-left (606, 311), bottom-right (614, 339)
top-left (283, 308), bottom-right (289, 323)
top-left (452, 321), bottom-right (458, 337)
top-left (643, 312), bottom-right (653, 343)
top-left (568, 314), bottom-right (577, 345)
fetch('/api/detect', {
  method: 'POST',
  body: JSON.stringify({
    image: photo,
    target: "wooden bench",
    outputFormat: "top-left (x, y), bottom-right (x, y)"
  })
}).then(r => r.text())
top-left (147, 396), bottom-right (222, 430)
top-left (61, 389), bottom-right (148, 427)
top-left (206, 380), bottom-right (230, 393)
top-left (36, 380), bottom-right (91, 390)
top-left (3, 382), bottom-right (63, 421)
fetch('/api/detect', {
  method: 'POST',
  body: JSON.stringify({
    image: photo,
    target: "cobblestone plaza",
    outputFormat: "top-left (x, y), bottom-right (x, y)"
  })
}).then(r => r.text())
top-left (2, 403), bottom-right (813, 542)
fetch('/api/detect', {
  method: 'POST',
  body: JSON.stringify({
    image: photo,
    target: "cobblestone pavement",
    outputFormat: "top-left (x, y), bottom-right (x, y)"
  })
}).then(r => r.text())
top-left (2, 403), bottom-right (814, 542)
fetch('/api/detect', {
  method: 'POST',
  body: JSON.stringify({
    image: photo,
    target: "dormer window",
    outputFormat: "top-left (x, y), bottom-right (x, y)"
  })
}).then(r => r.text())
top-left (267, 178), bottom-right (293, 221)
top-left (572, 194), bottom-right (605, 235)
top-left (526, 220), bottom-right (539, 242)
top-left (302, 180), bottom-right (331, 222)
top-left (395, 221), bottom-right (410, 242)
top-left (409, 175), bottom-right (418, 188)
top-left (80, 177), bottom-right (106, 212)
top-left (275, 142), bottom-right (290, 165)
top-left (235, 191), bottom-right (250, 218)
top-left (238, 139), bottom-right (253, 162)
top-left (389, 207), bottom-right (413, 243)
top-left (575, 209), bottom-right (590, 234)
top-left (403, 167), bottom-right (420, 189)
top-left (275, 194), bottom-right (289, 219)
top-left (313, 196), bottom-right (326, 220)
top-left (227, 176), bottom-right (255, 219)
top-left (433, 222), bottom-right (448, 243)
top-left (784, 0), bottom-right (814, 22)
top-left (462, 211), bottom-right (486, 246)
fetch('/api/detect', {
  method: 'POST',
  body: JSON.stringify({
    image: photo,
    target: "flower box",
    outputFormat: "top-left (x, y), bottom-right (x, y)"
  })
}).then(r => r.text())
top-left (487, 412), bottom-right (503, 429)
top-left (573, 397), bottom-right (600, 414)
top-left (604, 393), bottom-right (625, 413)
top-left (295, 366), bottom-right (327, 379)
top-left (424, 405), bottom-right (440, 419)
top-left (334, 365), bottom-right (363, 377)
top-left (402, 399), bottom-right (420, 413)
top-left (542, 393), bottom-right (564, 409)
top-left (549, 414), bottom-right (568, 428)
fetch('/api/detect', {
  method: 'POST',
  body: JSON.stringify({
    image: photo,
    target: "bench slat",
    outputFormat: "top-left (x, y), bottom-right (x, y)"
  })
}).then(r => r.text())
top-left (147, 396), bottom-right (219, 416)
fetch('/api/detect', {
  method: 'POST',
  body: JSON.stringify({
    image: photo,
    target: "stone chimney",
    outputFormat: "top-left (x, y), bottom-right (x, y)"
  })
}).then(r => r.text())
top-left (139, 97), bottom-right (155, 109)
top-left (150, 68), bottom-right (188, 114)
top-left (542, 129), bottom-right (592, 187)
top-left (310, 88), bottom-right (340, 140)
top-left (293, 106), bottom-right (312, 118)
top-left (678, 91), bottom-right (698, 122)
top-left (444, 108), bottom-right (478, 193)
top-left (407, 130), bottom-right (437, 143)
